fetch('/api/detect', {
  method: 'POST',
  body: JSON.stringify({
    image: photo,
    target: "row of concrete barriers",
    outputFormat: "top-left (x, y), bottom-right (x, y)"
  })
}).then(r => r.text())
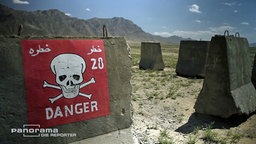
top-left (138, 33), bottom-right (256, 118)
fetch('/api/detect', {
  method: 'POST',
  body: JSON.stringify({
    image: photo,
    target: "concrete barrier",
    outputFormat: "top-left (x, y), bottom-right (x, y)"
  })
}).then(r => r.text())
top-left (249, 48), bottom-right (256, 67)
top-left (0, 36), bottom-right (132, 143)
top-left (176, 40), bottom-right (210, 77)
top-left (194, 35), bottom-right (256, 118)
top-left (139, 41), bottom-right (165, 70)
top-left (252, 53), bottom-right (256, 88)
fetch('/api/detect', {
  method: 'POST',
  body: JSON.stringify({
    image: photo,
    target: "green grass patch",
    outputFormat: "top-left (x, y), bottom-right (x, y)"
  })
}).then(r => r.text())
top-left (158, 129), bottom-right (174, 144)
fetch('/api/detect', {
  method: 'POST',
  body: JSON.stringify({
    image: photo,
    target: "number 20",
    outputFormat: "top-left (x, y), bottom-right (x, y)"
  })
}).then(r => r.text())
top-left (91, 57), bottom-right (104, 70)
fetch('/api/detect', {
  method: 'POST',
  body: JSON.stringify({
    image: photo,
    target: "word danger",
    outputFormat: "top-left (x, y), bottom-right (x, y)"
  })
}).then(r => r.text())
top-left (45, 101), bottom-right (98, 120)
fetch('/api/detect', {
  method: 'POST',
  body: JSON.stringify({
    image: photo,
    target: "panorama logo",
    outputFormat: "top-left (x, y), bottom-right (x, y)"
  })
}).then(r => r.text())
top-left (11, 124), bottom-right (76, 137)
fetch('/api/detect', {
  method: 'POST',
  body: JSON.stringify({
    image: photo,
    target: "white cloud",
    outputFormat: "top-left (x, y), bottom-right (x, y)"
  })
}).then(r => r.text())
top-left (153, 32), bottom-right (173, 37)
top-left (234, 10), bottom-right (238, 13)
top-left (195, 20), bottom-right (201, 23)
top-left (241, 22), bottom-right (249, 25)
top-left (154, 30), bottom-right (213, 40)
top-left (208, 25), bottom-right (235, 33)
top-left (153, 25), bottom-right (236, 41)
top-left (65, 13), bottom-right (72, 16)
top-left (223, 2), bottom-right (236, 6)
top-left (12, 0), bottom-right (29, 4)
top-left (174, 30), bottom-right (212, 39)
top-left (85, 8), bottom-right (91, 12)
top-left (189, 4), bottom-right (201, 13)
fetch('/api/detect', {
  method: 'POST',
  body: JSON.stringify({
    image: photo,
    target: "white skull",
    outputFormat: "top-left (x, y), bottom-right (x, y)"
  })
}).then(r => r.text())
top-left (50, 54), bottom-right (86, 99)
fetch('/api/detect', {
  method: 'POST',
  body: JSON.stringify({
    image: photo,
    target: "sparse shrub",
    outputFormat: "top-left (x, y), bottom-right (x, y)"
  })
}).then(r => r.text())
top-left (230, 133), bottom-right (242, 144)
top-left (192, 126), bottom-right (201, 134)
top-left (163, 54), bottom-right (178, 68)
top-left (187, 134), bottom-right (198, 144)
top-left (166, 86), bottom-right (179, 100)
top-left (202, 124), bottom-right (226, 144)
top-left (187, 126), bottom-right (201, 144)
top-left (158, 129), bottom-right (174, 144)
top-left (202, 128), bottom-right (219, 143)
top-left (131, 53), bottom-right (140, 66)
top-left (131, 95), bottom-right (138, 101)
top-left (227, 131), bottom-right (243, 144)
top-left (147, 124), bottom-right (158, 130)
top-left (180, 82), bottom-right (190, 87)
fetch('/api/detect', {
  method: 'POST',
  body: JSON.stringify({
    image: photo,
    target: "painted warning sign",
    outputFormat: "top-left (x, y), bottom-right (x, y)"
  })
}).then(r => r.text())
top-left (21, 39), bottom-right (110, 128)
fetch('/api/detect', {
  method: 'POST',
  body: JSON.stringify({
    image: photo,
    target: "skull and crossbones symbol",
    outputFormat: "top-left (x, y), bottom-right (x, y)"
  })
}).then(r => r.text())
top-left (43, 54), bottom-right (96, 103)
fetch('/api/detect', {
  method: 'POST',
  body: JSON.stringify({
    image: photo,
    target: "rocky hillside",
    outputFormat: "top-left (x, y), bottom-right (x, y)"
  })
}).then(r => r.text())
top-left (0, 4), bottom-right (188, 43)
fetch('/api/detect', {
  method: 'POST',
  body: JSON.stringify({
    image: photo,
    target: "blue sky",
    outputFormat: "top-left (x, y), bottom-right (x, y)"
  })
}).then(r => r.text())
top-left (1, 0), bottom-right (256, 43)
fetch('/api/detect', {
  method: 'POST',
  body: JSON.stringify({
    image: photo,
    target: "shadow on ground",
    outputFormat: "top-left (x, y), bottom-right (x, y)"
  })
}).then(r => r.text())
top-left (176, 112), bottom-right (251, 134)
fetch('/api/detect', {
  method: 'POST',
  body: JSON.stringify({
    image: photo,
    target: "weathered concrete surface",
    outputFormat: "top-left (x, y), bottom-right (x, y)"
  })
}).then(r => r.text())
top-left (251, 53), bottom-right (256, 88)
top-left (249, 48), bottom-right (256, 67)
top-left (70, 128), bottom-right (138, 144)
top-left (176, 40), bottom-right (210, 77)
top-left (0, 36), bottom-right (132, 144)
top-left (139, 42), bottom-right (165, 70)
top-left (250, 48), bottom-right (256, 88)
top-left (194, 35), bottom-right (256, 118)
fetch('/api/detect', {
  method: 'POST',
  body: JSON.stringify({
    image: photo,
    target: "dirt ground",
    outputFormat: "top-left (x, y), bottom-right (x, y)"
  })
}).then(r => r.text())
top-left (129, 42), bottom-right (256, 144)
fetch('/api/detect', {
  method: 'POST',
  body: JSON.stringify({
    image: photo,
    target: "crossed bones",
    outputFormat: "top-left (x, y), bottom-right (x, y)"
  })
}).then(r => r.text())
top-left (43, 77), bottom-right (96, 103)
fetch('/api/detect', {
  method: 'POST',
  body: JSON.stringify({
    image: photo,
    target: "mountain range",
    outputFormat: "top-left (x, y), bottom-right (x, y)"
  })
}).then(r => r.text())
top-left (0, 4), bottom-right (189, 43)
top-left (250, 43), bottom-right (256, 47)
